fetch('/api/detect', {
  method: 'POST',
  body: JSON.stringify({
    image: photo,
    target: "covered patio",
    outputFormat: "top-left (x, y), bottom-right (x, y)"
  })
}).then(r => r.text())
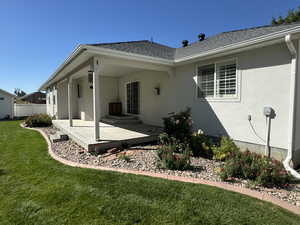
top-left (52, 119), bottom-right (163, 151)
top-left (42, 44), bottom-right (174, 150)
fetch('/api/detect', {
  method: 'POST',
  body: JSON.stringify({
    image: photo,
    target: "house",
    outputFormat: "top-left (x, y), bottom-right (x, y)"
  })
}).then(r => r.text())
top-left (19, 92), bottom-right (46, 104)
top-left (0, 89), bottom-right (15, 119)
top-left (40, 22), bottom-right (300, 173)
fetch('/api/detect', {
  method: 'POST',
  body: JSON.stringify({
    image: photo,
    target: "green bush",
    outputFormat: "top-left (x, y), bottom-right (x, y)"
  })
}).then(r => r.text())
top-left (212, 136), bottom-right (239, 161)
top-left (162, 107), bottom-right (193, 143)
top-left (190, 132), bottom-right (214, 159)
top-left (219, 150), bottom-right (291, 187)
top-left (157, 141), bottom-right (191, 171)
top-left (25, 114), bottom-right (52, 127)
top-left (118, 154), bottom-right (131, 162)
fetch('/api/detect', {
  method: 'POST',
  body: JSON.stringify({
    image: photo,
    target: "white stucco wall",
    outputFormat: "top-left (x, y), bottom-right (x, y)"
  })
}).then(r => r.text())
top-left (47, 41), bottom-right (296, 153)
top-left (76, 76), bottom-right (119, 121)
top-left (46, 88), bottom-right (57, 118)
top-left (55, 80), bottom-right (78, 119)
top-left (0, 91), bottom-right (14, 119)
top-left (173, 43), bottom-right (291, 150)
top-left (118, 71), bottom-right (174, 126)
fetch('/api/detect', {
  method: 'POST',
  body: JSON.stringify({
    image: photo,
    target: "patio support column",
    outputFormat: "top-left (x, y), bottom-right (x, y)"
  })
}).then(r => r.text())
top-left (68, 77), bottom-right (73, 127)
top-left (92, 57), bottom-right (101, 141)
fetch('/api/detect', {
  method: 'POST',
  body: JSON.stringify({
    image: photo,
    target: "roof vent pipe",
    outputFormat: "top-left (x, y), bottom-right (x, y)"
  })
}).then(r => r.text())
top-left (284, 34), bottom-right (300, 180)
top-left (182, 40), bottom-right (189, 47)
top-left (198, 33), bottom-right (205, 41)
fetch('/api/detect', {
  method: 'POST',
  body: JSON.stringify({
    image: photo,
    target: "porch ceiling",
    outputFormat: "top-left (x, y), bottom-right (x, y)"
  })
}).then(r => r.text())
top-left (41, 49), bottom-right (173, 90)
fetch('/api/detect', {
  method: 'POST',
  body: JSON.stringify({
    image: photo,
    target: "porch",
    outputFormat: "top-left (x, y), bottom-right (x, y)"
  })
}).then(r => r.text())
top-left (52, 119), bottom-right (163, 152)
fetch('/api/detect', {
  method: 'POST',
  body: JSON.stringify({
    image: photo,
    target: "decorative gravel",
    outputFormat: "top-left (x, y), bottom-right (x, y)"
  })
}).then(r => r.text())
top-left (41, 126), bottom-right (300, 207)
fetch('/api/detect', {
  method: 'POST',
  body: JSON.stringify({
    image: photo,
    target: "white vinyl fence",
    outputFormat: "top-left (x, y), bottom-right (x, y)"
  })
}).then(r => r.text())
top-left (14, 104), bottom-right (47, 117)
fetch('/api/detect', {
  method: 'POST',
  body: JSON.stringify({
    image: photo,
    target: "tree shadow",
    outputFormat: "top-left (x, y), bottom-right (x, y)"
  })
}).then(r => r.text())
top-left (0, 169), bottom-right (7, 176)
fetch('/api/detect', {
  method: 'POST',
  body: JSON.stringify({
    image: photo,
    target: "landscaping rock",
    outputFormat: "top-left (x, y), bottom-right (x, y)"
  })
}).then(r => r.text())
top-left (41, 126), bottom-right (300, 208)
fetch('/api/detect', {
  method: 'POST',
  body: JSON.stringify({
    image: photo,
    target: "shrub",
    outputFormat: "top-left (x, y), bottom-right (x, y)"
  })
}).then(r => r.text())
top-left (118, 154), bottom-right (131, 162)
top-left (157, 142), bottom-right (191, 171)
top-left (25, 114), bottom-right (52, 127)
top-left (189, 132), bottom-right (214, 159)
top-left (212, 136), bottom-right (239, 161)
top-left (219, 150), bottom-right (291, 187)
top-left (162, 107), bottom-right (193, 142)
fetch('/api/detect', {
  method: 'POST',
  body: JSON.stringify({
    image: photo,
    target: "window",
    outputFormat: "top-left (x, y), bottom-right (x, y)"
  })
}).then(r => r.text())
top-left (0, 97), bottom-right (4, 100)
top-left (197, 60), bottom-right (237, 99)
top-left (197, 64), bottom-right (215, 98)
top-left (53, 95), bottom-right (56, 105)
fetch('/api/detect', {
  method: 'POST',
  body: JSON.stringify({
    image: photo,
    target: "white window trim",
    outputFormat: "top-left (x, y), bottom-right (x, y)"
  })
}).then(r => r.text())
top-left (195, 57), bottom-right (241, 102)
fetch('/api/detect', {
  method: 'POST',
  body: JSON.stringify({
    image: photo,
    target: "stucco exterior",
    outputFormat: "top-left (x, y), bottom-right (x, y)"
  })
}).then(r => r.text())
top-left (45, 40), bottom-right (300, 164)
top-left (0, 89), bottom-right (14, 119)
top-left (174, 43), bottom-right (291, 151)
top-left (118, 71), bottom-right (173, 126)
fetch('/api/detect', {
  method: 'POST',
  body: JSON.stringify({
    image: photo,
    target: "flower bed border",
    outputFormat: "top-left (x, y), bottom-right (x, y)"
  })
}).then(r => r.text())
top-left (21, 123), bottom-right (300, 215)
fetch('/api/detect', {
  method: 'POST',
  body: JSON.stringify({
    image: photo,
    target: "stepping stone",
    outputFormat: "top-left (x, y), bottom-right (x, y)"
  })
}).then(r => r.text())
top-left (50, 132), bottom-right (69, 143)
top-left (50, 134), bottom-right (62, 143)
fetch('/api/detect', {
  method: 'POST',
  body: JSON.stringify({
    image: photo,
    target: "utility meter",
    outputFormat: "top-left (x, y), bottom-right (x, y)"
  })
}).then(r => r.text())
top-left (263, 106), bottom-right (274, 117)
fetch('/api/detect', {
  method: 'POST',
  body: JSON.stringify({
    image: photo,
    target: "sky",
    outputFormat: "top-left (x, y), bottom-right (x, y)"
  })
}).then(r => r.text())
top-left (0, 0), bottom-right (299, 94)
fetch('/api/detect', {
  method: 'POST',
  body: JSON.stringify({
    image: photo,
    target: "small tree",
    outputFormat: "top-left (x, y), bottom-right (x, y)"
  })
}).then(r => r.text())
top-left (271, 7), bottom-right (300, 25)
top-left (14, 88), bottom-right (26, 97)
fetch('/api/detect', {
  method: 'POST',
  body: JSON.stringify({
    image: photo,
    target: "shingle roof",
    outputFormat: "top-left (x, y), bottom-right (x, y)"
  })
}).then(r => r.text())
top-left (88, 40), bottom-right (175, 60)
top-left (175, 22), bottom-right (300, 59)
top-left (88, 23), bottom-right (300, 60)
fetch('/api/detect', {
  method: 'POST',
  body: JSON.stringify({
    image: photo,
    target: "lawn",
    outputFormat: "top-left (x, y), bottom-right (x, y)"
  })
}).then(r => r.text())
top-left (0, 120), bottom-right (299, 225)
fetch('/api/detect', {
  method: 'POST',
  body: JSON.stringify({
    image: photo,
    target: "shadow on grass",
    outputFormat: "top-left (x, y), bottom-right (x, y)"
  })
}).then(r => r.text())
top-left (0, 169), bottom-right (7, 176)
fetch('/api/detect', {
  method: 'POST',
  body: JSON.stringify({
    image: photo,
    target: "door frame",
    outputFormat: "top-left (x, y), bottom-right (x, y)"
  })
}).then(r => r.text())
top-left (124, 80), bottom-right (140, 115)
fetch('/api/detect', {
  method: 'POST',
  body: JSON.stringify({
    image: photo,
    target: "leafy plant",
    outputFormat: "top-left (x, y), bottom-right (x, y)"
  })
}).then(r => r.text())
top-left (118, 154), bottom-right (131, 162)
top-left (219, 150), bottom-right (291, 187)
top-left (157, 142), bottom-right (191, 171)
top-left (189, 132), bottom-right (214, 159)
top-left (271, 7), bottom-right (300, 25)
top-left (162, 107), bottom-right (193, 143)
top-left (212, 136), bottom-right (239, 161)
top-left (24, 114), bottom-right (52, 127)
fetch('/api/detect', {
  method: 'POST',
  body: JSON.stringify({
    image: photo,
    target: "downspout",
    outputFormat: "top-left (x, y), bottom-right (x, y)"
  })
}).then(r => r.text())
top-left (284, 34), bottom-right (300, 179)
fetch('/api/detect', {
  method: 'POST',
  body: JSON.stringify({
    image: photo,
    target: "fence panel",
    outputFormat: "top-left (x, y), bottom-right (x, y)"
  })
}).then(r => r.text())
top-left (14, 104), bottom-right (47, 117)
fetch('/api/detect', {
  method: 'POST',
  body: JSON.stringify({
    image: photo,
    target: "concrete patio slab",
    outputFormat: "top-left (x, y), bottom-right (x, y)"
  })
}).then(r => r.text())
top-left (52, 120), bottom-right (162, 152)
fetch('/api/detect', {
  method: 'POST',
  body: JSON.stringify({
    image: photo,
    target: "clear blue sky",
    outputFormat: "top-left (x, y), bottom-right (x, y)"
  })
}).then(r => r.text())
top-left (0, 0), bottom-right (299, 94)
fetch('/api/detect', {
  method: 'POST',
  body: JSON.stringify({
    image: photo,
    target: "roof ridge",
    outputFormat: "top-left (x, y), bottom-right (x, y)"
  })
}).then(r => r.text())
top-left (88, 40), bottom-right (150, 46)
top-left (221, 21), bottom-right (300, 34)
top-left (88, 40), bottom-right (174, 49)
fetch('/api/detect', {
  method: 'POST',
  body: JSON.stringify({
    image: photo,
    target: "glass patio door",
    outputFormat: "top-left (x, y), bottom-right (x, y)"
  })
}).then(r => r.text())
top-left (126, 81), bottom-right (139, 114)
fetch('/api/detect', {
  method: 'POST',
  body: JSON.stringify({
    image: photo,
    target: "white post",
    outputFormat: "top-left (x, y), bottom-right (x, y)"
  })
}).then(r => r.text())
top-left (68, 77), bottom-right (73, 127)
top-left (92, 58), bottom-right (101, 141)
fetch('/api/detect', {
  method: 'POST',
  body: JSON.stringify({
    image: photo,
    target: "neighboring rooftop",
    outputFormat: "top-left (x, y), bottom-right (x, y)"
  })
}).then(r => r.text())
top-left (0, 88), bottom-right (15, 97)
top-left (19, 91), bottom-right (45, 100)
top-left (88, 22), bottom-right (300, 60)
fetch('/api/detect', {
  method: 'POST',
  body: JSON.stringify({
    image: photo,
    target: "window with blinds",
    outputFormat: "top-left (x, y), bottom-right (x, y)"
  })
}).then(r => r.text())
top-left (198, 60), bottom-right (237, 99)
top-left (216, 61), bottom-right (237, 97)
top-left (197, 64), bottom-right (215, 97)
top-left (126, 81), bottom-right (139, 114)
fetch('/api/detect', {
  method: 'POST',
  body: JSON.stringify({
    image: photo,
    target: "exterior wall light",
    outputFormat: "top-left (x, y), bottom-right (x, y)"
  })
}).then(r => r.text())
top-left (154, 87), bottom-right (160, 95)
top-left (88, 70), bottom-right (93, 89)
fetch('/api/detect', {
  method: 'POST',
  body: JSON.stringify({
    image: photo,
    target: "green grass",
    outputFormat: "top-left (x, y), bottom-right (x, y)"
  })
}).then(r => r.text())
top-left (0, 120), bottom-right (299, 225)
